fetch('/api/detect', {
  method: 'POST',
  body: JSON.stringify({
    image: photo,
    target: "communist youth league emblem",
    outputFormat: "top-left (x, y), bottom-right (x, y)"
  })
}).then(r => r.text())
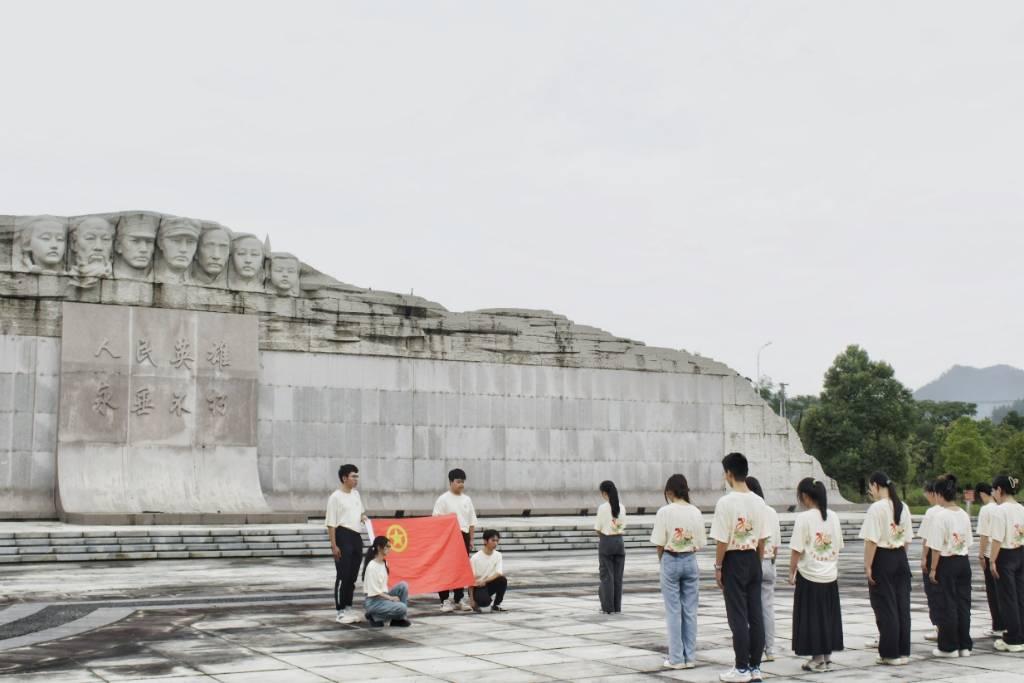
top-left (386, 524), bottom-right (409, 553)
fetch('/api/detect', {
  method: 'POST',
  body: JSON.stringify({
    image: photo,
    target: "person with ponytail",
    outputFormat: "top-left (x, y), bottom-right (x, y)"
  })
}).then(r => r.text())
top-left (745, 477), bottom-right (781, 663)
top-left (989, 474), bottom-right (1024, 652)
top-left (361, 536), bottom-right (412, 627)
top-left (974, 482), bottom-right (1004, 637)
top-left (917, 480), bottom-right (942, 643)
top-left (927, 473), bottom-right (973, 657)
top-left (650, 473), bottom-right (706, 670)
top-left (595, 480), bottom-right (627, 615)
top-left (858, 471), bottom-right (913, 665)
top-left (789, 477), bottom-right (844, 672)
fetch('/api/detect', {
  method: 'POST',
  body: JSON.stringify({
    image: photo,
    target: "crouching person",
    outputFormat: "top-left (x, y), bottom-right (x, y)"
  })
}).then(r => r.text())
top-left (471, 529), bottom-right (508, 613)
top-left (362, 536), bottom-right (412, 627)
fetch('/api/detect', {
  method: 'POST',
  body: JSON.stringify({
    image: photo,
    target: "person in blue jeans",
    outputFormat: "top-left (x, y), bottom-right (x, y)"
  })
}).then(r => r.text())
top-left (650, 474), bottom-right (707, 670)
top-left (361, 536), bottom-right (412, 627)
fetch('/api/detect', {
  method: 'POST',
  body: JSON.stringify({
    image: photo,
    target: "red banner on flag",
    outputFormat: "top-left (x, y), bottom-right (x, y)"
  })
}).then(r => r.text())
top-left (372, 514), bottom-right (474, 596)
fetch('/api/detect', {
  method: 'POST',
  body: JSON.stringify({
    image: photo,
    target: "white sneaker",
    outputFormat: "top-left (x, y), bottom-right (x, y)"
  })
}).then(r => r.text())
top-left (440, 599), bottom-right (455, 613)
top-left (924, 629), bottom-right (938, 642)
top-left (749, 667), bottom-right (763, 682)
top-left (338, 612), bottom-right (360, 625)
top-left (932, 648), bottom-right (958, 658)
top-left (663, 660), bottom-right (687, 670)
top-left (719, 668), bottom-right (752, 683)
top-left (959, 649), bottom-right (971, 657)
top-left (994, 639), bottom-right (1024, 652)
top-left (335, 609), bottom-right (346, 623)
top-left (875, 656), bottom-right (908, 665)
top-left (458, 597), bottom-right (474, 612)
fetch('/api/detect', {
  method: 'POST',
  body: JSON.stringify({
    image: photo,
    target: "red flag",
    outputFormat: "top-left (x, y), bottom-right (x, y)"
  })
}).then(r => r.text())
top-left (373, 514), bottom-right (474, 596)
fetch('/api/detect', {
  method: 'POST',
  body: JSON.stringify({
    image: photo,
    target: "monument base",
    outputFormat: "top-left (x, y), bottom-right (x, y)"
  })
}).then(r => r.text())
top-left (61, 511), bottom-right (308, 525)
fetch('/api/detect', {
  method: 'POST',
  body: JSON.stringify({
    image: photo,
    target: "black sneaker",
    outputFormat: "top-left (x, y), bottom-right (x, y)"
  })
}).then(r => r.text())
top-left (491, 605), bottom-right (508, 612)
top-left (367, 617), bottom-right (385, 628)
top-left (391, 618), bottom-right (412, 627)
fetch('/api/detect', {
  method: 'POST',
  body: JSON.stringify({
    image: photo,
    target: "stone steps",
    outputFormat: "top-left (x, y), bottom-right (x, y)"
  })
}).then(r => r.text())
top-left (0, 519), bottom-right (865, 564)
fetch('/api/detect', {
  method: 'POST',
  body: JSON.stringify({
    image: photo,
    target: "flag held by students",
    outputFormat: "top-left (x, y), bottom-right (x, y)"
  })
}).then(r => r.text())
top-left (372, 514), bottom-right (474, 595)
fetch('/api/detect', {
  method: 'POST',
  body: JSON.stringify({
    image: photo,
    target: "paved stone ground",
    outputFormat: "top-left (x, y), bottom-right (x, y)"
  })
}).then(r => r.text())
top-left (1, 541), bottom-right (1022, 683)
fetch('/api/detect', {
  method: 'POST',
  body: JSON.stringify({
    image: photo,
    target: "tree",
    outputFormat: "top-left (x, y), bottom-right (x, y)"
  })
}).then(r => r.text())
top-left (909, 400), bottom-right (979, 484)
top-left (800, 345), bottom-right (917, 495)
top-left (996, 432), bottom-right (1024, 477)
top-left (940, 417), bottom-right (993, 487)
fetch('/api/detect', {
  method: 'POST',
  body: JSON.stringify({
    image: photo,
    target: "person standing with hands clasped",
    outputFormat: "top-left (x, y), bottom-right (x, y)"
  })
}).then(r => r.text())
top-left (711, 452), bottom-right (769, 683)
top-left (326, 464), bottom-right (368, 625)
top-left (989, 474), bottom-right (1024, 653)
top-left (859, 471), bottom-right (913, 665)
top-left (595, 480), bottom-right (627, 615)
top-left (789, 478), bottom-right (844, 673)
top-left (434, 468), bottom-right (478, 613)
top-left (745, 477), bottom-right (781, 663)
top-left (927, 473), bottom-right (973, 658)
top-left (650, 474), bottom-right (706, 671)
top-left (975, 482), bottom-right (1004, 637)
top-left (917, 481), bottom-right (942, 643)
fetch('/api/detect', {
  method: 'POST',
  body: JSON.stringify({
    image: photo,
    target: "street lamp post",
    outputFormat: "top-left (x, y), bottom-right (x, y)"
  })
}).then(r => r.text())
top-left (756, 341), bottom-right (773, 394)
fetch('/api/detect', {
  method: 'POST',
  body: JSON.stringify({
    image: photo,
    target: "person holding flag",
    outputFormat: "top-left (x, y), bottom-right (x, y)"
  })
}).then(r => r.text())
top-left (433, 468), bottom-right (478, 612)
top-left (326, 464), bottom-right (367, 625)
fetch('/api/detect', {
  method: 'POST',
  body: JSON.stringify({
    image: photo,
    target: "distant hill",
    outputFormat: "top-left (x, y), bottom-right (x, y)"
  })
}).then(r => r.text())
top-left (915, 364), bottom-right (1024, 418)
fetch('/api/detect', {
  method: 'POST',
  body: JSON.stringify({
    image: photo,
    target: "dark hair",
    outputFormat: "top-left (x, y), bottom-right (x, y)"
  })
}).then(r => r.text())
top-left (664, 474), bottom-right (690, 503)
top-left (722, 452), bottom-right (748, 481)
top-left (746, 476), bottom-right (765, 500)
top-left (338, 464), bottom-right (358, 482)
top-left (993, 474), bottom-right (1021, 497)
top-left (448, 468), bottom-right (466, 483)
top-left (361, 535), bottom-right (390, 581)
top-left (924, 480), bottom-right (936, 494)
top-left (975, 482), bottom-right (993, 497)
top-left (482, 529), bottom-right (500, 542)
top-left (935, 473), bottom-right (958, 502)
top-left (599, 480), bottom-right (621, 519)
top-left (869, 471), bottom-right (904, 525)
top-left (797, 477), bottom-right (829, 520)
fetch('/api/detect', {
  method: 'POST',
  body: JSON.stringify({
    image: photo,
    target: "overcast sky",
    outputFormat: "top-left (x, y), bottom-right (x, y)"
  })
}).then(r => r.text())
top-left (3, 2), bottom-right (1022, 395)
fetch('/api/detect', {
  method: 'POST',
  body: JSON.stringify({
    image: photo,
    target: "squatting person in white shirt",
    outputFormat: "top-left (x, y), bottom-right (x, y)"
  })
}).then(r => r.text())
top-left (595, 480), bottom-right (627, 615)
top-left (927, 473), bottom-right (973, 657)
top-left (325, 464), bottom-right (368, 624)
top-left (433, 467), bottom-right (478, 612)
top-left (360, 536), bottom-right (412, 627)
top-left (745, 477), bottom-right (781, 663)
top-left (989, 474), bottom-right (1024, 652)
top-left (710, 452), bottom-right (770, 683)
top-left (470, 529), bottom-right (508, 612)
top-left (975, 482), bottom-right (1004, 636)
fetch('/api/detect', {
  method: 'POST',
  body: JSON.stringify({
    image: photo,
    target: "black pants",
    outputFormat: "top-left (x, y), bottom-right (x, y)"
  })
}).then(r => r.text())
top-left (598, 535), bottom-right (625, 613)
top-left (996, 548), bottom-right (1024, 645)
top-left (935, 555), bottom-right (972, 653)
top-left (922, 552), bottom-right (941, 626)
top-left (722, 550), bottom-right (764, 670)
top-left (333, 527), bottom-right (363, 611)
top-left (473, 576), bottom-right (508, 608)
top-left (983, 557), bottom-right (1004, 631)
top-left (440, 531), bottom-right (473, 603)
top-left (869, 547), bottom-right (911, 659)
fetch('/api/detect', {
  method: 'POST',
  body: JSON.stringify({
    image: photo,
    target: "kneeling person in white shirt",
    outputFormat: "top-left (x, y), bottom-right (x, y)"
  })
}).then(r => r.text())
top-left (471, 529), bottom-right (508, 613)
top-left (361, 536), bottom-right (411, 628)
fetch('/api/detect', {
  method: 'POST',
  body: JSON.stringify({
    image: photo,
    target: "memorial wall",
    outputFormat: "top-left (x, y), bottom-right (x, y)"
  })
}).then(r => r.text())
top-left (0, 211), bottom-right (842, 522)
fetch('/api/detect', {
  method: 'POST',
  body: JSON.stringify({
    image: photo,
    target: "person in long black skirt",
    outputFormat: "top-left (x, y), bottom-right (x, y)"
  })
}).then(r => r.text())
top-left (990, 474), bottom-right (1024, 653)
top-left (858, 471), bottom-right (913, 666)
top-left (788, 477), bottom-right (844, 673)
top-left (927, 473), bottom-right (973, 657)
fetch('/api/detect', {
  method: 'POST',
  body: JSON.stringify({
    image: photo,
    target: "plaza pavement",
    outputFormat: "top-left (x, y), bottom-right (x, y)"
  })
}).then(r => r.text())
top-left (1, 538), bottom-right (1022, 682)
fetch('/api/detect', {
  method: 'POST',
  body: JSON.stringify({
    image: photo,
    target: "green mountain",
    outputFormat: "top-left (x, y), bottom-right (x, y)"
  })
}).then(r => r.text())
top-left (914, 364), bottom-right (1024, 419)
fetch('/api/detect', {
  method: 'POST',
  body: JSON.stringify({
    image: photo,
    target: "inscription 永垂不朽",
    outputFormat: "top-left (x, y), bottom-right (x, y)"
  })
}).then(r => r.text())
top-left (91, 382), bottom-right (118, 416)
top-left (206, 341), bottom-right (231, 368)
top-left (172, 339), bottom-right (195, 370)
top-left (131, 387), bottom-right (155, 416)
top-left (94, 339), bottom-right (121, 359)
top-left (206, 389), bottom-right (228, 416)
top-left (136, 339), bottom-right (157, 366)
top-left (170, 391), bottom-right (191, 417)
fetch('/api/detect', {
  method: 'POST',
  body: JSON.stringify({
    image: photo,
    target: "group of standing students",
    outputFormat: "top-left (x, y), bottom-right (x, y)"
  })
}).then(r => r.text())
top-left (595, 453), bottom-right (1024, 683)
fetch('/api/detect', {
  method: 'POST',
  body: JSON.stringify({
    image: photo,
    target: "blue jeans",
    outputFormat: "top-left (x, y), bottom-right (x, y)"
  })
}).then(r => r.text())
top-left (366, 581), bottom-right (409, 621)
top-left (661, 551), bottom-right (699, 665)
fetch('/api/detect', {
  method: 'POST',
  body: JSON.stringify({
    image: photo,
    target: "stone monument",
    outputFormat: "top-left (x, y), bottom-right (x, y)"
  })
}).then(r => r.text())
top-left (0, 210), bottom-right (843, 522)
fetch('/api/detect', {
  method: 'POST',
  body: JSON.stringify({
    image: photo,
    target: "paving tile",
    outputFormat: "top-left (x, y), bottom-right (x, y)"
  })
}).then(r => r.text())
top-left (521, 659), bottom-right (635, 679)
top-left (394, 655), bottom-right (494, 675)
top-left (214, 671), bottom-right (331, 682)
top-left (313, 662), bottom-right (421, 681)
top-left (480, 650), bottom-right (579, 667)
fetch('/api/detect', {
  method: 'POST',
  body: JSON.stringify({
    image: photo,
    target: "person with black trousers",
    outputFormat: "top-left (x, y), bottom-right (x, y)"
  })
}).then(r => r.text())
top-left (325, 464), bottom-right (368, 625)
top-left (858, 471), bottom-right (913, 666)
top-left (927, 473), bottom-right (973, 657)
top-left (595, 480), bottom-right (626, 614)
top-left (975, 482), bottom-right (1004, 637)
top-left (990, 474), bottom-right (1024, 653)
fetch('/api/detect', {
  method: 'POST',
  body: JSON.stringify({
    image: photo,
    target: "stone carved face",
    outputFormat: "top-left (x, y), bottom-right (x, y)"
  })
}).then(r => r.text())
top-left (20, 218), bottom-right (67, 271)
top-left (197, 228), bottom-right (231, 276)
top-left (158, 232), bottom-right (199, 272)
top-left (232, 236), bottom-right (264, 280)
top-left (72, 217), bottom-right (115, 270)
top-left (269, 255), bottom-right (299, 295)
top-left (116, 231), bottom-right (156, 269)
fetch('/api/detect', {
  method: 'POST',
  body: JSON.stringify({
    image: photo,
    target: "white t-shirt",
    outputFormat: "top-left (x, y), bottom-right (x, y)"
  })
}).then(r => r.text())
top-left (932, 506), bottom-right (973, 557)
top-left (858, 498), bottom-right (913, 549)
top-left (364, 560), bottom-right (389, 597)
top-left (471, 549), bottom-right (504, 582)
top-left (918, 505), bottom-right (942, 548)
top-left (762, 504), bottom-right (782, 560)
top-left (789, 508), bottom-right (844, 583)
top-left (594, 501), bottom-right (627, 535)
top-left (710, 490), bottom-right (768, 552)
top-left (650, 501), bottom-right (706, 553)
top-left (325, 488), bottom-right (365, 532)
top-left (990, 501), bottom-right (1024, 550)
top-left (977, 501), bottom-right (999, 558)
top-left (433, 491), bottom-right (478, 533)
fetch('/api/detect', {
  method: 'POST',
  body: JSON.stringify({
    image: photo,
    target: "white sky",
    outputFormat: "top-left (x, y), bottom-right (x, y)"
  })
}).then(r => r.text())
top-left (3, 1), bottom-right (1022, 395)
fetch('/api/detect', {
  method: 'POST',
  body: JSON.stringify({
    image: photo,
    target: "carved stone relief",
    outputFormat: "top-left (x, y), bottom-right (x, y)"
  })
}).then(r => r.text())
top-left (228, 232), bottom-right (266, 292)
top-left (114, 212), bottom-right (158, 281)
top-left (69, 216), bottom-right (115, 288)
top-left (192, 221), bottom-right (231, 287)
top-left (14, 215), bottom-right (68, 273)
top-left (268, 252), bottom-right (300, 296)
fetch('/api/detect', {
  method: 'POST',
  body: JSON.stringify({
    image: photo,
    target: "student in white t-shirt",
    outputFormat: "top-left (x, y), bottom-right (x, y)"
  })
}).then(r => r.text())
top-left (360, 536), bottom-right (411, 627)
top-left (788, 477), bottom-right (844, 673)
top-left (989, 474), bottom-right (1024, 652)
top-left (650, 473), bottom-right (706, 671)
top-left (927, 473), bottom-right (973, 657)
top-left (595, 480), bottom-right (626, 615)
top-left (433, 467), bottom-right (478, 612)
top-left (974, 482), bottom-right (1004, 636)
top-left (858, 471), bottom-right (913, 665)
top-left (745, 477), bottom-right (780, 664)
top-left (710, 452), bottom-right (769, 683)
top-left (325, 464), bottom-right (368, 624)
top-left (470, 529), bottom-right (508, 613)
top-left (917, 481), bottom-right (942, 642)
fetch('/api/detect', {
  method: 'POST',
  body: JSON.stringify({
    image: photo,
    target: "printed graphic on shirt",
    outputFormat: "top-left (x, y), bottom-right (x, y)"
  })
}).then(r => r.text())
top-left (812, 531), bottom-right (835, 560)
top-left (889, 521), bottom-right (906, 545)
top-left (949, 531), bottom-right (967, 554)
top-left (669, 528), bottom-right (695, 552)
top-left (611, 517), bottom-right (625, 533)
top-left (1015, 523), bottom-right (1024, 546)
top-left (733, 516), bottom-right (756, 549)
